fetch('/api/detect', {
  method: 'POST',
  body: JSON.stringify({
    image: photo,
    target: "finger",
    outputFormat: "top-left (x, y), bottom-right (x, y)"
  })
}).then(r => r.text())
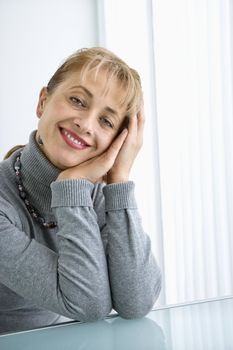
top-left (137, 110), bottom-right (145, 144)
top-left (102, 128), bottom-right (128, 163)
top-left (81, 129), bottom-right (128, 170)
top-left (127, 114), bottom-right (138, 138)
top-left (137, 108), bottom-right (145, 127)
top-left (109, 128), bottom-right (128, 153)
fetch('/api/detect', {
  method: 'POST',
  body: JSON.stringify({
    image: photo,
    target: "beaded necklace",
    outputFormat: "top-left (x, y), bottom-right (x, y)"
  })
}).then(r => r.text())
top-left (14, 151), bottom-right (57, 229)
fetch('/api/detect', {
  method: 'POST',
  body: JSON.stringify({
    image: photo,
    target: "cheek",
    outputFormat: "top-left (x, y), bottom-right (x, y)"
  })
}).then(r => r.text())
top-left (41, 99), bottom-right (66, 120)
top-left (37, 114), bottom-right (51, 137)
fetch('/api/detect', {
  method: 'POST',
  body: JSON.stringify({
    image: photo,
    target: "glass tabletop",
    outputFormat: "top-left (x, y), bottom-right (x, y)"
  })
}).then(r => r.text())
top-left (0, 296), bottom-right (233, 350)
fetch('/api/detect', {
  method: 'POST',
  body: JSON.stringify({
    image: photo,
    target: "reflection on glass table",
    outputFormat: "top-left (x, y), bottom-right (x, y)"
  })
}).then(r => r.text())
top-left (0, 296), bottom-right (233, 350)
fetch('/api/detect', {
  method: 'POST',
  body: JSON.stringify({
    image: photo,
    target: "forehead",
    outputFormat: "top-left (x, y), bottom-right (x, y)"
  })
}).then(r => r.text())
top-left (62, 69), bottom-right (123, 97)
top-left (56, 69), bottom-right (128, 118)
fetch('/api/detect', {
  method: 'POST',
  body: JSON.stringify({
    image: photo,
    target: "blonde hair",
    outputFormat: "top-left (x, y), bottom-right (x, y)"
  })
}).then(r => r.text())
top-left (47, 47), bottom-right (142, 116)
top-left (4, 145), bottom-right (25, 160)
top-left (4, 47), bottom-right (142, 160)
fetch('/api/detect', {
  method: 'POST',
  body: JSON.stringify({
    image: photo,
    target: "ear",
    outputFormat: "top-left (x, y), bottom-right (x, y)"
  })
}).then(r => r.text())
top-left (36, 87), bottom-right (48, 118)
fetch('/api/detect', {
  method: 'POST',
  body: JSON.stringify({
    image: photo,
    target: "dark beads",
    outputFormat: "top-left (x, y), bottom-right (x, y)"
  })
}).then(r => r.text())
top-left (19, 191), bottom-right (26, 199)
top-left (14, 151), bottom-right (57, 229)
top-left (43, 222), bottom-right (57, 229)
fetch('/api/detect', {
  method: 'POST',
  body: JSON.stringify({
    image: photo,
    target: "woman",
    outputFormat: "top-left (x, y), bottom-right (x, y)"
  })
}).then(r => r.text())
top-left (0, 47), bottom-right (161, 333)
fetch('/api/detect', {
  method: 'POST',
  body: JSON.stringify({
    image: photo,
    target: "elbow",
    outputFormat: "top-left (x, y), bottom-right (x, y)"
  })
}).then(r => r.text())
top-left (114, 301), bottom-right (152, 320)
top-left (61, 291), bottom-right (112, 323)
top-left (57, 273), bottom-right (112, 322)
top-left (114, 270), bottom-right (162, 320)
top-left (78, 298), bottom-right (112, 322)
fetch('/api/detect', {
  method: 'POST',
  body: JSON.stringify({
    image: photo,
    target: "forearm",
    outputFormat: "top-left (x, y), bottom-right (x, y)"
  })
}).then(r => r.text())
top-left (103, 182), bottom-right (161, 319)
top-left (51, 179), bottom-right (112, 320)
top-left (0, 180), bottom-right (112, 322)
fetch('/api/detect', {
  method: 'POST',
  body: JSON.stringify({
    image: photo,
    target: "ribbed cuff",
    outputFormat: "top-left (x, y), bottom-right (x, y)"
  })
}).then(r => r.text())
top-left (51, 179), bottom-right (94, 208)
top-left (103, 181), bottom-right (137, 211)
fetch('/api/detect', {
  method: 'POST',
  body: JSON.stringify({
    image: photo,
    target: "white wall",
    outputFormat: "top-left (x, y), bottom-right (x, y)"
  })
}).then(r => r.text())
top-left (0, 0), bottom-right (98, 159)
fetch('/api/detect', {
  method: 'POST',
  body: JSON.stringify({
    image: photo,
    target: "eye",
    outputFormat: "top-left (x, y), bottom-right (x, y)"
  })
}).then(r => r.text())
top-left (70, 96), bottom-right (85, 107)
top-left (100, 116), bottom-right (114, 129)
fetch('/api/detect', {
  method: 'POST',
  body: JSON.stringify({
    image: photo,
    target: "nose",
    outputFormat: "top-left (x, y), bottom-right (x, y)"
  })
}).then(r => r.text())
top-left (74, 114), bottom-right (95, 135)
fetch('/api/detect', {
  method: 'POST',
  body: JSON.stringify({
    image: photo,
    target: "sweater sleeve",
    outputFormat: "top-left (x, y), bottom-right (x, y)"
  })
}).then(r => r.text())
top-left (101, 181), bottom-right (162, 319)
top-left (0, 179), bottom-right (112, 322)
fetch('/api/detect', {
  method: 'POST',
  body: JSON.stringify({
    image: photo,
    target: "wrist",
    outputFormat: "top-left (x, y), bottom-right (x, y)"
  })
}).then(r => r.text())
top-left (107, 174), bottom-right (129, 184)
top-left (57, 169), bottom-right (90, 182)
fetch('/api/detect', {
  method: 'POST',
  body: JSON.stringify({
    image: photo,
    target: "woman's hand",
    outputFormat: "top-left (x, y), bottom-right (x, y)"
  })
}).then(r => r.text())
top-left (106, 109), bottom-right (144, 184)
top-left (57, 128), bottom-right (129, 183)
top-left (57, 108), bottom-right (144, 184)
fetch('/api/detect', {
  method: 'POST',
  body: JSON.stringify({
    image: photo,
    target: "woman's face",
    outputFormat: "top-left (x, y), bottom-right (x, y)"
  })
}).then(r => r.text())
top-left (36, 69), bottom-right (127, 169)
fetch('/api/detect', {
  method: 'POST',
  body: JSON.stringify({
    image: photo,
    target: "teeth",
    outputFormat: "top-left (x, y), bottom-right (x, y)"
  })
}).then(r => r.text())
top-left (63, 129), bottom-right (83, 145)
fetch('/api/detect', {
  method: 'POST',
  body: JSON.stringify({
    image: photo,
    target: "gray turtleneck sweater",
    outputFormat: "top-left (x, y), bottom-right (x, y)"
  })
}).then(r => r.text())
top-left (0, 131), bottom-right (161, 334)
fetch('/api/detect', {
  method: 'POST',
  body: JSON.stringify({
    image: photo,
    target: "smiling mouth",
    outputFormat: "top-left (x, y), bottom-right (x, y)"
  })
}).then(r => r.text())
top-left (60, 128), bottom-right (90, 150)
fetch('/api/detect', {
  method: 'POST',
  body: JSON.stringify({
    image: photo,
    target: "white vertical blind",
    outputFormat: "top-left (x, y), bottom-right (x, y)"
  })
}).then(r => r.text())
top-left (98, 0), bottom-right (233, 306)
top-left (152, 0), bottom-right (233, 304)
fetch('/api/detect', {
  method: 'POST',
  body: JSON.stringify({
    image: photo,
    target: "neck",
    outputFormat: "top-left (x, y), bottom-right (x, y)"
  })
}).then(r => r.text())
top-left (18, 130), bottom-right (60, 212)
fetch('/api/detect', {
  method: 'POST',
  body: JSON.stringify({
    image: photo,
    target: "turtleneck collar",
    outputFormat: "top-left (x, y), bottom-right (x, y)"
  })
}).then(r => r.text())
top-left (20, 130), bottom-right (60, 212)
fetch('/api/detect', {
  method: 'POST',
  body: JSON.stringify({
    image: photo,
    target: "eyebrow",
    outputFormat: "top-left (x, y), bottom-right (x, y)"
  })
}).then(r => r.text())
top-left (70, 85), bottom-right (93, 98)
top-left (70, 85), bottom-right (120, 119)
